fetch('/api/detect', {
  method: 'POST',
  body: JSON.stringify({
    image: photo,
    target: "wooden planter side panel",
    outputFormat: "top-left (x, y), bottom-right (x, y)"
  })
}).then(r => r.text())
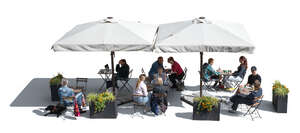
top-left (89, 101), bottom-right (118, 118)
top-left (273, 95), bottom-right (288, 113)
top-left (193, 102), bottom-right (220, 121)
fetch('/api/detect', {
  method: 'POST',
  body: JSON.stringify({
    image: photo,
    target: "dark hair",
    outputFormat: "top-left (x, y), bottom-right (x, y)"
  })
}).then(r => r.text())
top-left (208, 58), bottom-right (214, 64)
top-left (239, 56), bottom-right (248, 69)
top-left (168, 57), bottom-right (174, 62)
top-left (158, 56), bottom-right (163, 60)
top-left (120, 59), bottom-right (127, 64)
top-left (254, 80), bottom-right (261, 89)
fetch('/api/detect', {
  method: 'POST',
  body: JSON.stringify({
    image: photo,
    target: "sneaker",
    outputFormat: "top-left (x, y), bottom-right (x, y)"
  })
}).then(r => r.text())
top-left (228, 110), bottom-right (236, 113)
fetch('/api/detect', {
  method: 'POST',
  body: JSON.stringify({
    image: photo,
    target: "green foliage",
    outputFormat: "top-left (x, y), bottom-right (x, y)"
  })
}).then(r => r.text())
top-left (272, 80), bottom-right (289, 96)
top-left (194, 96), bottom-right (219, 112)
top-left (87, 91), bottom-right (115, 113)
top-left (49, 73), bottom-right (64, 86)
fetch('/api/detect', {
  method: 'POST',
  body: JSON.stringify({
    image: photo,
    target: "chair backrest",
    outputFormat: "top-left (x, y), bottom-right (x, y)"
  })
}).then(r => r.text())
top-left (252, 95), bottom-right (264, 107)
top-left (141, 68), bottom-right (145, 74)
top-left (128, 69), bottom-right (133, 79)
top-left (182, 67), bottom-right (188, 81)
top-left (76, 78), bottom-right (88, 90)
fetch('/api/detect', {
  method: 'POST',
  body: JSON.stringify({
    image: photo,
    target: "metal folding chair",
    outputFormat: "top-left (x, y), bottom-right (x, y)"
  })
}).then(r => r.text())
top-left (131, 98), bottom-right (147, 119)
top-left (243, 95), bottom-right (264, 120)
top-left (119, 69), bottom-right (134, 92)
top-left (177, 67), bottom-right (188, 88)
top-left (198, 71), bottom-right (219, 92)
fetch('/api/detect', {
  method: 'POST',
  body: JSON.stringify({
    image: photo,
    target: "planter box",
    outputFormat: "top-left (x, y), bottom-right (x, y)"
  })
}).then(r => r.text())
top-left (273, 94), bottom-right (288, 113)
top-left (193, 102), bottom-right (220, 121)
top-left (50, 84), bottom-right (61, 101)
top-left (89, 101), bottom-right (118, 118)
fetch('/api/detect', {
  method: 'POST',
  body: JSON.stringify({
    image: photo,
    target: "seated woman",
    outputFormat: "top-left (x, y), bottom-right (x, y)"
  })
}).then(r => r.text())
top-left (223, 56), bottom-right (248, 88)
top-left (229, 80), bottom-right (263, 113)
top-left (203, 58), bottom-right (222, 86)
top-left (133, 74), bottom-right (151, 108)
top-left (167, 57), bottom-right (184, 90)
top-left (116, 59), bottom-right (130, 79)
top-left (58, 79), bottom-right (86, 113)
top-left (246, 66), bottom-right (261, 87)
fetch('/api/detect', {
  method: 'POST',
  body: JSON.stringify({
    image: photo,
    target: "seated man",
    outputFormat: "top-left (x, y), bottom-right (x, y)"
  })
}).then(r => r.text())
top-left (167, 57), bottom-right (184, 91)
top-left (116, 59), bottom-right (130, 79)
top-left (203, 58), bottom-right (222, 86)
top-left (148, 56), bottom-right (164, 80)
top-left (229, 80), bottom-right (263, 113)
top-left (246, 66), bottom-right (261, 87)
top-left (58, 79), bottom-right (86, 113)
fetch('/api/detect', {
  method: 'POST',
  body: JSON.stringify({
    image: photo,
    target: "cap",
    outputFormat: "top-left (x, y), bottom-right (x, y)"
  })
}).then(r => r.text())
top-left (251, 66), bottom-right (257, 71)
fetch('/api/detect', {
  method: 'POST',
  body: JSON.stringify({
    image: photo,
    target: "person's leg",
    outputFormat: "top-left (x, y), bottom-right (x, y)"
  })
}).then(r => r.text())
top-left (230, 95), bottom-right (242, 111)
top-left (75, 92), bottom-right (83, 107)
top-left (168, 74), bottom-right (177, 87)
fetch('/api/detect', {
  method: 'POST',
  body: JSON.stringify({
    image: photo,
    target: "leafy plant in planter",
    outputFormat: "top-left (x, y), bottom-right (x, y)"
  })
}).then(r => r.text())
top-left (87, 91), bottom-right (117, 118)
top-left (272, 80), bottom-right (289, 113)
top-left (49, 73), bottom-right (64, 101)
top-left (193, 96), bottom-right (220, 121)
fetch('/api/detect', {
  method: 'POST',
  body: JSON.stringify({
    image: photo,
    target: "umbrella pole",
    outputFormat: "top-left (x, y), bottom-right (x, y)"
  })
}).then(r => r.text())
top-left (200, 52), bottom-right (203, 97)
top-left (111, 51), bottom-right (116, 95)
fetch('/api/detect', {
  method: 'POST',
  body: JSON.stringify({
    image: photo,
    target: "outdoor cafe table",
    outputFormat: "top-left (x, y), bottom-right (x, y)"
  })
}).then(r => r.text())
top-left (97, 69), bottom-right (112, 89)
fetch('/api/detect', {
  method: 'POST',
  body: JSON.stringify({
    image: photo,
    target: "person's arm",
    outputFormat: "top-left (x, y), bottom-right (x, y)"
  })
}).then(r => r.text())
top-left (246, 75), bottom-right (251, 86)
top-left (258, 75), bottom-right (262, 83)
top-left (116, 64), bottom-right (120, 72)
top-left (232, 66), bottom-right (246, 77)
top-left (208, 65), bottom-right (219, 75)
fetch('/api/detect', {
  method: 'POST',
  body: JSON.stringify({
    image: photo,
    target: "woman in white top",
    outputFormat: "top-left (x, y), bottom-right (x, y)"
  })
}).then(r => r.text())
top-left (133, 74), bottom-right (151, 106)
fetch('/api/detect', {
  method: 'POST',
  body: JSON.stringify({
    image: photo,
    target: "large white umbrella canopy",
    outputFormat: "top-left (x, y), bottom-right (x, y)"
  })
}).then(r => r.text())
top-left (155, 17), bottom-right (254, 53)
top-left (51, 17), bottom-right (158, 97)
top-left (155, 17), bottom-right (255, 97)
top-left (52, 17), bottom-right (158, 52)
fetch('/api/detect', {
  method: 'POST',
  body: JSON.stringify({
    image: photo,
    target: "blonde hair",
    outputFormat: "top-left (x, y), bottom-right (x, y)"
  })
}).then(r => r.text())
top-left (136, 74), bottom-right (146, 89)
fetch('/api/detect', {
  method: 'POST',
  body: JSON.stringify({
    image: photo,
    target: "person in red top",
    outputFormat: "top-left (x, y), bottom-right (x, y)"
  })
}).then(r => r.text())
top-left (167, 57), bottom-right (184, 90)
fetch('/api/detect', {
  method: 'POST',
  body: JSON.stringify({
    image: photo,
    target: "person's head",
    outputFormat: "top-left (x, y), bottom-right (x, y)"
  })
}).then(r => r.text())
top-left (239, 56), bottom-right (248, 69)
top-left (61, 78), bottom-right (68, 86)
top-left (136, 74), bottom-right (146, 88)
top-left (251, 66), bottom-right (257, 75)
top-left (208, 58), bottom-right (214, 65)
top-left (254, 80), bottom-right (261, 90)
top-left (167, 57), bottom-right (175, 64)
top-left (157, 56), bottom-right (163, 65)
top-left (156, 77), bottom-right (163, 86)
top-left (157, 67), bottom-right (163, 74)
top-left (119, 59), bottom-right (127, 65)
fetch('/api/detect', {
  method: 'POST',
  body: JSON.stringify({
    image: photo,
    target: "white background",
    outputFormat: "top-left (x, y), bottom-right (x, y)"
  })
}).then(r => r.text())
top-left (1, 0), bottom-right (300, 132)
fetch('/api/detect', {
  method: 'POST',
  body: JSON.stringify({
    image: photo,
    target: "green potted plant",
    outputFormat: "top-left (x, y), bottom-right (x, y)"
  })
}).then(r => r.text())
top-left (272, 80), bottom-right (289, 113)
top-left (193, 96), bottom-right (220, 121)
top-left (87, 91), bottom-right (117, 118)
top-left (49, 73), bottom-right (64, 101)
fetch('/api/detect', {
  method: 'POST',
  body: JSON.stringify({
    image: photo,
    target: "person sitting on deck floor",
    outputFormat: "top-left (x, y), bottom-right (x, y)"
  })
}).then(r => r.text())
top-left (229, 80), bottom-right (263, 113)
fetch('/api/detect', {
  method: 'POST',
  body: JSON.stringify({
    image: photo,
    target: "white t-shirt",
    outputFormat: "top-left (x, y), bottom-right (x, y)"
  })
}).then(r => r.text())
top-left (133, 81), bottom-right (148, 96)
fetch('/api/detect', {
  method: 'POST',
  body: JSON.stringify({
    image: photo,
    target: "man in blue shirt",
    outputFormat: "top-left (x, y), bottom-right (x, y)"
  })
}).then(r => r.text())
top-left (148, 56), bottom-right (164, 80)
top-left (229, 80), bottom-right (263, 113)
top-left (58, 79), bottom-right (84, 109)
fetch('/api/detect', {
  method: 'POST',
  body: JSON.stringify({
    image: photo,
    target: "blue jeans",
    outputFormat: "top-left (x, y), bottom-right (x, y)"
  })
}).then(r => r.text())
top-left (61, 92), bottom-right (83, 107)
top-left (133, 93), bottom-right (151, 107)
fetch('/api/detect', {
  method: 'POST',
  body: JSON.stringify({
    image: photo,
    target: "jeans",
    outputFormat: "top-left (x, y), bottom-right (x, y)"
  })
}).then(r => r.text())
top-left (230, 94), bottom-right (253, 110)
top-left (133, 93), bottom-right (151, 107)
top-left (169, 72), bottom-right (184, 87)
top-left (61, 92), bottom-right (83, 107)
top-left (223, 76), bottom-right (242, 88)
